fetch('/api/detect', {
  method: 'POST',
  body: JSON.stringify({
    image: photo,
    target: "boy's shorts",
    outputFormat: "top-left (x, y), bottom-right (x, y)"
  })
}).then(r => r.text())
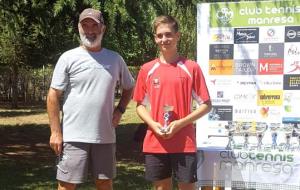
top-left (56, 142), bottom-right (116, 184)
top-left (145, 153), bottom-right (197, 183)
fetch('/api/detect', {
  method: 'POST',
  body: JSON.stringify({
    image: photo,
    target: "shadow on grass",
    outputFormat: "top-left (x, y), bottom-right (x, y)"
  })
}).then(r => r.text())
top-left (116, 123), bottom-right (145, 163)
top-left (0, 123), bottom-right (150, 190)
top-left (0, 110), bottom-right (45, 117)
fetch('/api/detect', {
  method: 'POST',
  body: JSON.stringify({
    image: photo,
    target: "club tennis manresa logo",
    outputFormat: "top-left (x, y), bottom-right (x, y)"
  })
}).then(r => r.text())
top-left (216, 7), bottom-right (234, 25)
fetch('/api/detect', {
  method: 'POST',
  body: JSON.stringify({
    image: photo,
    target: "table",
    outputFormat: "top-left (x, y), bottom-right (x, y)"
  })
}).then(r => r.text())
top-left (197, 146), bottom-right (300, 190)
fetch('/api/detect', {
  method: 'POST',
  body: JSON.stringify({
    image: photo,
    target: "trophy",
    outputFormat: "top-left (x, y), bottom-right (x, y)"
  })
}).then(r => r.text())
top-left (241, 122), bottom-right (252, 150)
top-left (225, 121), bottom-right (236, 149)
top-left (283, 123), bottom-right (294, 151)
top-left (269, 123), bottom-right (280, 150)
top-left (293, 123), bottom-right (300, 150)
top-left (256, 122), bottom-right (268, 150)
top-left (161, 105), bottom-right (174, 133)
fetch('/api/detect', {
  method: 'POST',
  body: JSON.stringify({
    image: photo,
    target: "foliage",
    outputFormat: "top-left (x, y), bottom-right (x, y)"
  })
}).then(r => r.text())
top-left (0, 0), bottom-right (224, 107)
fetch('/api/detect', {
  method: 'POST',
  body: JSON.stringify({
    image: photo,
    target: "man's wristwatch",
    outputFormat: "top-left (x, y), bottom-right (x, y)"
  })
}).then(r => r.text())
top-left (116, 106), bottom-right (126, 114)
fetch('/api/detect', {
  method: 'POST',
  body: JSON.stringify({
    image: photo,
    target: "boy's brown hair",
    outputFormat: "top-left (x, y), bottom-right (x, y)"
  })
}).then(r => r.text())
top-left (153, 15), bottom-right (179, 33)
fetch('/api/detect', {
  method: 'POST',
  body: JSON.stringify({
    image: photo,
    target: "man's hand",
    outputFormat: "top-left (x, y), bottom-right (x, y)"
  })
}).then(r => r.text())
top-left (47, 88), bottom-right (63, 155)
top-left (49, 131), bottom-right (63, 155)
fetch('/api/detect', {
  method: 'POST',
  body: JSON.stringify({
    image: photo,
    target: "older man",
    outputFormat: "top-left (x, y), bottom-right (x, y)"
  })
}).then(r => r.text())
top-left (47, 8), bottom-right (135, 190)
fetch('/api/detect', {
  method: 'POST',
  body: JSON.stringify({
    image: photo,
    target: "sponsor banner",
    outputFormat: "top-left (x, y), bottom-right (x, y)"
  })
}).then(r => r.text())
top-left (209, 1), bottom-right (300, 27)
top-left (259, 26), bottom-right (285, 43)
top-left (283, 74), bottom-right (300, 90)
top-left (197, 1), bottom-right (300, 187)
top-left (285, 26), bottom-right (300, 42)
top-left (234, 28), bottom-right (259, 44)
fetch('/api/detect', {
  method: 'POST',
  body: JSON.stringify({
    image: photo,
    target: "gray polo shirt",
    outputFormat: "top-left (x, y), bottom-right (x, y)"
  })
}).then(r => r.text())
top-left (50, 47), bottom-right (134, 143)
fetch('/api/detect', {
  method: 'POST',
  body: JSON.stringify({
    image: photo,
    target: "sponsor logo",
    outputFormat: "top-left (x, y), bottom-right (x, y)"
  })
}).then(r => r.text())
top-left (234, 44), bottom-right (258, 60)
top-left (260, 81), bottom-right (282, 86)
top-left (236, 80), bottom-right (257, 86)
top-left (234, 59), bottom-right (258, 75)
top-left (259, 107), bottom-right (281, 120)
top-left (286, 60), bottom-right (300, 74)
top-left (287, 44), bottom-right (300, 57)
top-left (257, 76), bottom-right (283, 89)
top-left (284, 93), bottom-right (293, 113)
top-left (209, 60), bottom-right (233, 75)
top-left (257, 90), bottom-right (283, 106)
top-left (267, 28), bottom-right (275, 37)
top-left (210, 29), bottom-right (233, 43)
top-left (216, 7), bottom-right (234, 25)
top-left (211, 99), bottom-right (231, 104)
top-left (285, 26), bottom-right (300, 42)
top-left (259, 107), bottom-right (269, 118)
top-left (233, 107), bottom-right (257, 120)
top-left (257, 75), bottom-right (283, 89)
top-left (234, 93), bottom-right (256, 101)
top-left (234, 28), bottom-right (259, 44)
top-left (211, 34), bottom-right (232, 43)
top-left (209, 78), bottom-right (232, 86)
top-left (259, 26), bottom-right (284, 43)
top-left (258, 59), bottom-right (284, 75)
top-left (282, 117), bottom-right (300, 123)
top-left (219, 151), bottom-right (294, 175)
top-left (209, 44), bottom-right (234, 60)
top-left (211, 91), bottom-right (231, 104)
top-left (259, 43), bottom-right (284, 59)
top-left (217, 91), bottom-right (223, 98)
top-left (152, 78), bottom-right (160, 88)
top-left (283, 74), bottom-right (300, 90)
top-left (283, 93), bottom-right (300, 114)
top-left (220, 151), bottom-right (294, 162)
top-left (208, 106), bottom-right (233, 121)
top-left (234, 108), bottom-right (256, 114)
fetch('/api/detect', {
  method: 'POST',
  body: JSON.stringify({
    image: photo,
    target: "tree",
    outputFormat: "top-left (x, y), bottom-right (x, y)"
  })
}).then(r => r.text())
top-left (0, 0), bottom-right (80, 107)
top-left (0, 0), bottom-right (220, 107)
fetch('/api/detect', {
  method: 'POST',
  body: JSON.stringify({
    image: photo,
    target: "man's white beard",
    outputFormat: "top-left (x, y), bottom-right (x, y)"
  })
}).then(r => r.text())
top-left (79, 32), bottom-right (103, 49)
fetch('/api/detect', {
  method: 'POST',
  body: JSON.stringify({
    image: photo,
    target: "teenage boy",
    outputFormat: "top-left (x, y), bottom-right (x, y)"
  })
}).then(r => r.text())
top-left (133, 15), bottom-right (212, 190)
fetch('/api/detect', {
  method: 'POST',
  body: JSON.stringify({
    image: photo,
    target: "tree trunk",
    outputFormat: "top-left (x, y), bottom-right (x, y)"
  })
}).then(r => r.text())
top-left (10, 64), bottom-right (18, 108)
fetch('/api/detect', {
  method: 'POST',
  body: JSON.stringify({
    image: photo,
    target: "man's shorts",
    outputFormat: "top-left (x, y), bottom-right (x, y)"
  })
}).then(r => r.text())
top-left (145, 153), bottom-right (197, 183)
top-left (56, 142), bottom-right (116, 184)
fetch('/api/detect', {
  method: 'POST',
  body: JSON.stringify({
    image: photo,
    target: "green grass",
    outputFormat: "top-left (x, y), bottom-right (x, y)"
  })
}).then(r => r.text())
top-left (0, 100), bottom-right (153, 190)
